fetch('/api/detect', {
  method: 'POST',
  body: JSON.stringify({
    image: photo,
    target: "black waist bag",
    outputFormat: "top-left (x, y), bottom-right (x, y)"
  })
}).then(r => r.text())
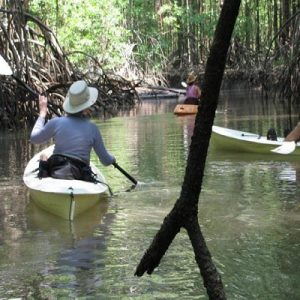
top-left (38, 155), bottom-right (98, 183)
top-left (48, 155), bottom-right (83, 180)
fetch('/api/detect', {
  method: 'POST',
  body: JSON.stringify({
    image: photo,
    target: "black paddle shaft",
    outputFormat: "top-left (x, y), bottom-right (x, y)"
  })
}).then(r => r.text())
top-left (12, 75), bottom-right (61, 116)
top-left (12, 75), bottom-right (39, 97)
top-left (113, 162), bottom-right (137, 185)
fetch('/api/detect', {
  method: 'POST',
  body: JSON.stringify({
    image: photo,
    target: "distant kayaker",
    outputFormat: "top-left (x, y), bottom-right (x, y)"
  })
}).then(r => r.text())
top-left (30, 80), bottom-right (116, 181)
top-left (184, 74), bottom-right (201, 105)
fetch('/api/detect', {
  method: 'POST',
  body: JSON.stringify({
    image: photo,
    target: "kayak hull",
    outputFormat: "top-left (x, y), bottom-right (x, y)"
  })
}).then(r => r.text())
top-left (28, 186), bottom-right (105, 221)
top-left (174, 104), bottom-right (198, 115)
top-left (23, 145), bottom-right (108, 220)
top-left (211, 126), bottom-right (300, 155)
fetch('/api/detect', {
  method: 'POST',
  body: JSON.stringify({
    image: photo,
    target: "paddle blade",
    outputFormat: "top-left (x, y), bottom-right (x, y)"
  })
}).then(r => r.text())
top-left (181, 81), bottom-right (187, 88)
top-left (0, 55), bottom-right (13, 75)
top-left (271, 141), bottom-right (296, 154)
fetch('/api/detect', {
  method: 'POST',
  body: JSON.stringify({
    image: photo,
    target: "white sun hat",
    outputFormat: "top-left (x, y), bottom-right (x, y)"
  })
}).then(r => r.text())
top-left (63, 80), bottom-right (98, 114)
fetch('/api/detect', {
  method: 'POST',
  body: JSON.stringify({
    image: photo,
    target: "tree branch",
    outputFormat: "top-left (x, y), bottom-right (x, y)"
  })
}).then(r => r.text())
top-left (135, 1), bottom-right (241, 298)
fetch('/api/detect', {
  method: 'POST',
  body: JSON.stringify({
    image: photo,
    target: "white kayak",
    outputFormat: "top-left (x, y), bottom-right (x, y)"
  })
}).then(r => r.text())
top-left (211, 126), bottom-right (300, 155)
top-left (23, 145), bottom-right (109, 220)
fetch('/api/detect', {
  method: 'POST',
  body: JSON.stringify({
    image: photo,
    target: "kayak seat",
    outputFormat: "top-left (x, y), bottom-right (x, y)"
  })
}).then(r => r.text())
top-left (184, 97), bottom-right (199, 105)
top-left (266, 128), bottom-right (277, 141)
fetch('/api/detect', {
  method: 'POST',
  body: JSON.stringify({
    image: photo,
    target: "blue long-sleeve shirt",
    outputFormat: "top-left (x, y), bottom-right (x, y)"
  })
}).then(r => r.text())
top-left (30, 116), bottom-right (115, 166)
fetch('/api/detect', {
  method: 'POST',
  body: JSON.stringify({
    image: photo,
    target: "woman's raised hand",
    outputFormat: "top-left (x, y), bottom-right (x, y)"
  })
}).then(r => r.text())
top-left (38, 95), bottom-right (48, 118)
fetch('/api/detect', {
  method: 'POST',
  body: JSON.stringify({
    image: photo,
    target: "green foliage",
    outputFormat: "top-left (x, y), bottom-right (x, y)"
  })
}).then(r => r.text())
top-left (29, 0), bottom-right (130, 69)
top-left (158, 3), bottom-right (182, 28)
top-left (27, 0), bottom-right (295, 77)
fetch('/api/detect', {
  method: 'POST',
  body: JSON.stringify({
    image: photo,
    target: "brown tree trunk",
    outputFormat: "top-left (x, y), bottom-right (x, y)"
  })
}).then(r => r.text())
top-left (274, 0), bottom-right (279, 51)
top-left (281, 0), bottom-right (290, 43)
top-left (244, 1), bottom-right (251, 49)
top-left (255, 0), bottom-right (260, 55)
top-left (135, 0), bottom-right (241, 299)
top-left (177, 0), bottom-right (185, 67)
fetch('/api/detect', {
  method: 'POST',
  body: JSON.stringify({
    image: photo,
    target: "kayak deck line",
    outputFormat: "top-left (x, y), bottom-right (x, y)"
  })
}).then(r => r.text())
top-left (69, 187), bottom-right (75, 221)
top-left (241, 133), bottom-right (261, 139)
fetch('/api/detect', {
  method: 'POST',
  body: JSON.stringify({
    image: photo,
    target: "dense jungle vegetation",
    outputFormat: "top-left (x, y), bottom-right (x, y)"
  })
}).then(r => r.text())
top-left (0, 0), bottom-right (299, 129)
top-left (27, 0), bottom-right (299, 92)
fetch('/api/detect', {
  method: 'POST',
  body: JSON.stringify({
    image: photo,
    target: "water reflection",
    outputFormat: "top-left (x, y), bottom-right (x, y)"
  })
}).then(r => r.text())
top-left (0, 89), bottom-right (299, 299)
top-left (31, 203), bottom-right (115, 298)
top-left (27, 199), bottom-right (109, 240)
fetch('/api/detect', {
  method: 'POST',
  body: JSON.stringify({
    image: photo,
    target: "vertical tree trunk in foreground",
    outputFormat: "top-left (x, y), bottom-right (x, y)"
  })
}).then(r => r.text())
top-left (135, 0), bottom-right (241, 299)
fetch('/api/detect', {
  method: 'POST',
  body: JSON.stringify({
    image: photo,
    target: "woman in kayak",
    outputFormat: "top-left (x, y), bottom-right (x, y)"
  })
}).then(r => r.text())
top-left (30, 80), bottom-right (116, 181)
top-left (184, 74), bottom-right (201, 105)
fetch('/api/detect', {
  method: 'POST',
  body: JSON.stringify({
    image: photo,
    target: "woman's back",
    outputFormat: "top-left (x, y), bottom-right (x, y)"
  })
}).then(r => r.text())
top-left (31, 115), bottom-right (113, 165)
top-left (51, 116), bottom-right (96, 162)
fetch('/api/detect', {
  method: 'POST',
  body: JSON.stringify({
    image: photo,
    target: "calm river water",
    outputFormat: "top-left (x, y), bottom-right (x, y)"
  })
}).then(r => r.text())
top-left (0, 89), bottom-right (299, 299)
